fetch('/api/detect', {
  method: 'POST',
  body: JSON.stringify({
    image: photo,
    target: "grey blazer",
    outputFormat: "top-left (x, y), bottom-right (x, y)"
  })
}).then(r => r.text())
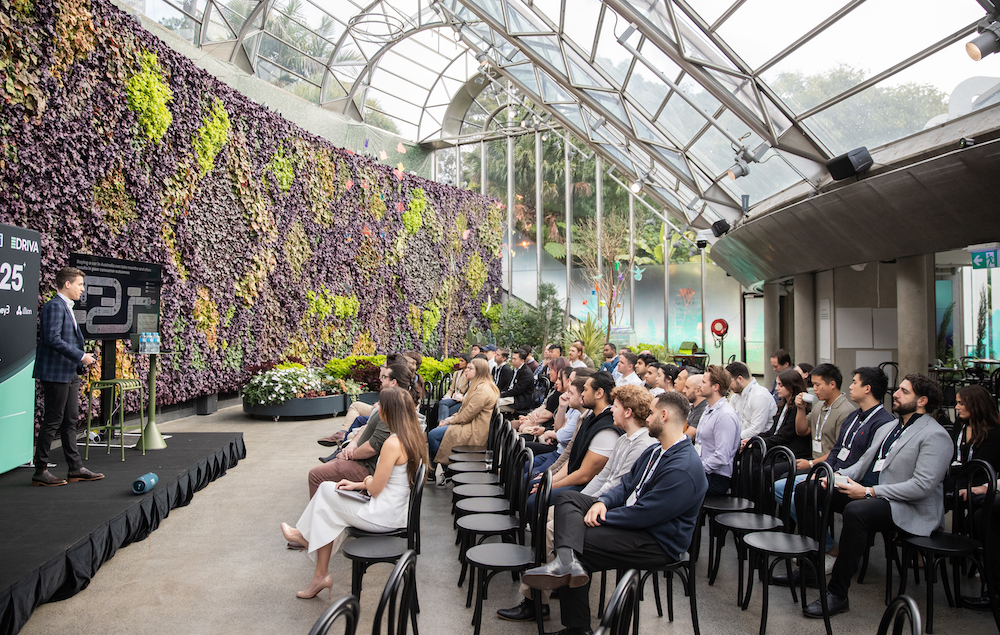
top-left (840, 413), bottom-right (952, 537)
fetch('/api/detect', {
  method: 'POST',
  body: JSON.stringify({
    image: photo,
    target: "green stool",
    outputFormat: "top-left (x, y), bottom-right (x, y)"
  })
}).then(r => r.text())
top-left (85, 378), bottom-right (146, 461)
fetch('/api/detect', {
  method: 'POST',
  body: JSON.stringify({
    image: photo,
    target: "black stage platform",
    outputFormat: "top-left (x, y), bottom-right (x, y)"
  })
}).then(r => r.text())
top-left (0, 432), bottom-right (246, 635)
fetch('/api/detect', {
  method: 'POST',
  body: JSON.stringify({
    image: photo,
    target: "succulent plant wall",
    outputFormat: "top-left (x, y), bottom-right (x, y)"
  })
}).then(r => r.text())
top-left (0, 0), bottom-right (503, 407)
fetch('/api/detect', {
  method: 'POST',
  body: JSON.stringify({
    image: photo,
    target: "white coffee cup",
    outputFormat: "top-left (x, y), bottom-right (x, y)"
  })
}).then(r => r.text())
top-left (802, 392), bottom-right (818, 404)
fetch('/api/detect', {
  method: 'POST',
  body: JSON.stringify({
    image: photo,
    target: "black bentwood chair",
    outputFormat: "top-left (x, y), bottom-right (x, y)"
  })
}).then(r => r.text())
top-left (711, 445), bottom-right (796, 605)
top-left (342, 462), bottom-right (426, 597)
top-left (464, 469), bottom-right (553, 635)
top-left (695, 436), bottom-right (765, 565)
top-left (371, 549), bottom-right (419, 635)
top-left (743, 461), bottom-right (835, 635)
top-left (307, 595), bottom-right (360, 635)
top-left (876, 595), bottom-right (923, 635)
top-left (899, 459), bottom-right (1000, 633)
top-left (594, 569), bottom-right (641, 635)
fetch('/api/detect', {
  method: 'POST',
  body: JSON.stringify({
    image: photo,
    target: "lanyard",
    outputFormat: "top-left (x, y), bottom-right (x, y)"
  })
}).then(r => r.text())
top-left (876, 416), bottom-right (912, 461)
top-left (774, 404), bottom-right (789, 433)
top-left (956, 424), bottom-right (973, 461)
top-left (841, 405), bottom-right (883, 450)
top-left (814, 394), bottom-right (844, 441)
top-left (633, 448), bottom-right (664, 500)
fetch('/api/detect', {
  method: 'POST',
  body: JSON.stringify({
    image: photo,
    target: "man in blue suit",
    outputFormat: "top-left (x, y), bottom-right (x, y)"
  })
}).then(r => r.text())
top-left (32, 267), bottom-right (103, 486)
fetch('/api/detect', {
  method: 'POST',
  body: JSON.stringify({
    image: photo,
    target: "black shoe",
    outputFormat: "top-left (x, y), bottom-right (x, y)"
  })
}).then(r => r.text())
top-left (318, 452), bottom-right (338, 463)
top-left (31, 470), bottom-right (67, 487)
top-left (804, 592), bottom-right (849, 618)
top-left (961, 592), bottom-right (997, 611)
top-left (772, 567), bottom-right (818, 589)
top-left (522, 557), bottom-right (590, 590)
top-left (548, 628), bottom-right (593, 635)
top-left (67, 467), bottom-right (104, 482)
top-left (496, 599), bottom-right (549, 622)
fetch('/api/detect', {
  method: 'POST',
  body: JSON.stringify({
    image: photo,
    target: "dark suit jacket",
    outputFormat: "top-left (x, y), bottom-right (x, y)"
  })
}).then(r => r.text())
top-left (495, 364), bottom-right (514, 392)
top-left (501, 365), bottom-right (534, 411)
top-left (33, 296), bottom-right (85, 383)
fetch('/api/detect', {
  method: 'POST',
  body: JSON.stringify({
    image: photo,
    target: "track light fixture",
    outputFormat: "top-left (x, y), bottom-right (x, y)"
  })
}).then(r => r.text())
top-left (727, 157), bottom-right (749, 180)
top-left (726, 142), bottom-right (769, 180)
top-left (630, 170), bottom-right (652, 194)
top-left (968, 1), bottom-right (1000, 60)
top-left (476, 51), bottom-right (488, 65)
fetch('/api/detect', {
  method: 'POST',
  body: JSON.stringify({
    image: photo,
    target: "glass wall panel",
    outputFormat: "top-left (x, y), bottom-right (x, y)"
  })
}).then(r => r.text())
top-left (744, 294), bottom-right (765, 375)
top-left (540, 131), bottom-right (569, 313)
top-left (511, 134), bottom-right (538, 304)
top-left (435, 148), bottom-right (458, 186)
top-left (962, 266), bottom-right (1000, 359)
top-left (460, 144), bottom-right (479, 190)
top-left (484, 138), bottom-right (508, 290)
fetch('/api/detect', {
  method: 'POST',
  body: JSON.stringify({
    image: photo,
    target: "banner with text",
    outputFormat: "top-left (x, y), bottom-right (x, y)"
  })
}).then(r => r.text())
top-left (69, 254), bottom-right (162, 340)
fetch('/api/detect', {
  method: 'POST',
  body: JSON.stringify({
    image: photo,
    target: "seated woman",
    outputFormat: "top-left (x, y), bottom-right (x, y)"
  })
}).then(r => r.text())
top-left (437, 354), bottom-right (471, 422)
top-left (428, 357), bottom-right (499, 485)
top-left (281, 386), bottom-right (429, 599)
top-left (759, 368), bottom-right (811, 459)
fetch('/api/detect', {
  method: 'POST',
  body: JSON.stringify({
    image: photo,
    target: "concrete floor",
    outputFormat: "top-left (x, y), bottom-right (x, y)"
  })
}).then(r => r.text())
top-left (19, 405), bottom-right (998, 635)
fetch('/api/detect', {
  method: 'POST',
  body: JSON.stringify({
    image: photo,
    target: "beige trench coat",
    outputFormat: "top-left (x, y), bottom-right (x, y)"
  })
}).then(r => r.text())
top-left (435, 382), bottom-right (497, 464)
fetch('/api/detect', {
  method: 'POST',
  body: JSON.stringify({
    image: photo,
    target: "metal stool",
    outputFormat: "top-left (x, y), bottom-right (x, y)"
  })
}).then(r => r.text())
top-left (85, 378), bottom-right (145, 461)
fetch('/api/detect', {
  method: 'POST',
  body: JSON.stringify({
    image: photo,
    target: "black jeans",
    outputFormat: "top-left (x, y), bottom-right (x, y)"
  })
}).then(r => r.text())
top-left (827, 496), bottom-right (895, 598)
top-left (553, 491), bottom-right (674, 628)
top-left (35, 379), bottom-right (83, 473)
top-left (707, 473), bottom-right (731, 496)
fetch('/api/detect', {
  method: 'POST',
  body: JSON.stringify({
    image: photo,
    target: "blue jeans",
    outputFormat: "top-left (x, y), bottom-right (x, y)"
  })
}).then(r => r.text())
top-left (529, 450), bottom-right (561, 478)
top-left (438, 399), bottom-right (461, 421)
top-left (776, 474), bottom-right (834, 551)
top-left (428, 424), bottom-right (449, 464)
top-left (348, 416), bottom-right (368, 434)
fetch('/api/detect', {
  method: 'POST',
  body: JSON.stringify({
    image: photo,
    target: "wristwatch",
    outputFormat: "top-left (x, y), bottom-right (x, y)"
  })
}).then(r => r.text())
top-left (864, 487), bottom-right (873, 499)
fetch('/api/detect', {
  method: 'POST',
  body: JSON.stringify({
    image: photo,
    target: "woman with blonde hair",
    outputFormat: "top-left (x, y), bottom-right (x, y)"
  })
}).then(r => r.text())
top-left (429, 357), bottom-right (499, 484)
top-left (281, 387), bottom-right (429, 599)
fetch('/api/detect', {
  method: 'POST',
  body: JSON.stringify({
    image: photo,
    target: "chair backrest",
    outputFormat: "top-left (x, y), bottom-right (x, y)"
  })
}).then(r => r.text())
top-left (733, 436), bottom-right (766, 500)
top-left (530, 469), bottom-right (554, 564)
top-left (372, 549), bottom-right (418, 635)
top-left (593, 569), bottom-right (640, 635)
top-left (500, 435), bottom-right (526, 500)
top-left (532, 374), bottom-right (552, 407)
top-left (510, 445), bottom-right (535, 538)
top-left (405, 462), bottom-right (426, 553)
top-left (950, 459), bottom-right (997, 543)
top-left (876, 595), bottom-right (923, 635)
top-left (759, 445), bottom-right (796, 524)
top-left (487, 407), bottom-right (504, 453)
top-left (308, 595), bottom-right (360, 635)
top-left (798, 461), bottom-right (835, 545)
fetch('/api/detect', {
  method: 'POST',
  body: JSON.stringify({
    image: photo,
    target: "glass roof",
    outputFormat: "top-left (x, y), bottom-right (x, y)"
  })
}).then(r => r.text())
top-left (138, 0), bottom-right (997, 226)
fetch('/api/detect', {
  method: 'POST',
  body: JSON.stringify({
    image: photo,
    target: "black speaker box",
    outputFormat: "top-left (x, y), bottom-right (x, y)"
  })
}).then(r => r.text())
top-left (826, 147), bottom-right (872, 180)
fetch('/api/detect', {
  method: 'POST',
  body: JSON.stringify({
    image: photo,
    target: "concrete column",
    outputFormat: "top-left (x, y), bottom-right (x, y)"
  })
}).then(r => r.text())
top-left (897, 254), bottom-right (932, 379)
top-left (764, 282), bottom-right (781, 386)
top-left (794, 273), bottom-right (816, 366)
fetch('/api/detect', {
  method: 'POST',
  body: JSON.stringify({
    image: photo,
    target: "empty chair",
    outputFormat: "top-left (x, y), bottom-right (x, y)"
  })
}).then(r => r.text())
top-left (594, 569), bottom-right (641, 635)
top-left (875, 595), bottom-right (923, 635)
top-left (372, 549), bottom-right (419, 635)
top-left (307, 595), bottom-right (360, 635)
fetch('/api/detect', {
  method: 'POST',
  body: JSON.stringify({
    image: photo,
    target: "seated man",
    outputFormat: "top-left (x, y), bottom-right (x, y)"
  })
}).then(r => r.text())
top-left (514, 357), bottom-right (570, 446)
top-left (799, 374), bottom-right (951, 619)
top-left (526, 371), bottom-right (619, 517)
top-left (696, 365), bottom-right (741, 495)
top-left (530, 368), bottom-right (593, 478)
top-left (726, 361), bottom-right (777, 441)
top-left (683, 373), bottom-right (707, 439)
top-left (614, 351), bottom-right (643, 387)
top-left (498, 349), bottom-right (534, 413)
top-left (306, 364), bottom-right (412, 499)
top-left (516, 392), bottom-right (708, 635)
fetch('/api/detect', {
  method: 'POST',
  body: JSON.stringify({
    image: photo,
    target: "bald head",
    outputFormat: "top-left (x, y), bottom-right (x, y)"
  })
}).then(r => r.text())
top-left (684, 374), bottom-right (704, 404)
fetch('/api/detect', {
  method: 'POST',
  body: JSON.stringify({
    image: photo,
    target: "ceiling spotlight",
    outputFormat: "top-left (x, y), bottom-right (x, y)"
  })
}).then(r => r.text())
top-left (968, 19), bottom-right (1000, 60)
top-left (960, 137), bottom-right (976, 148)
top-left (630, 180), bottom-right (643, 194)
top-left (541, 132), bottom-right (550, 141)
top-left (727, 157), bottom-right (749, 180)
top-left (476, 51), bottom-right (488, 65)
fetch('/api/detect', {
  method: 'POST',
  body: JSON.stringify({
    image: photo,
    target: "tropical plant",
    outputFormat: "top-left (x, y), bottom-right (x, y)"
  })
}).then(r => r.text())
top-left (935, 301), bottom-right (955, 364)
top-left (563, 314), bottom-right (605, 361)
top-left (975, 284), bottom-right (992, 359)
top-left (573, 212), bottom-right (636, 342)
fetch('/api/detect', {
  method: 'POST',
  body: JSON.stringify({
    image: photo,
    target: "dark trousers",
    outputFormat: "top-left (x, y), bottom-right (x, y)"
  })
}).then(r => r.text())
top-left (526, 484), bottom-right (583, 520)
top-left (827, 496), bottom-right (895, 598)
top-left (35, 379), bottom-right (83, 473)
top-left (553, 491), bottom-right (673, 628)
top-left (707, 473), bottom-right (731, 496)
top-left (525, 440), bottom-right (557, 456)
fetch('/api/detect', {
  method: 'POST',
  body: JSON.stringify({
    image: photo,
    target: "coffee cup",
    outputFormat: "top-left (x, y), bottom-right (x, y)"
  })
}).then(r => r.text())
top-left (802, 392), bottom-right (818, 404)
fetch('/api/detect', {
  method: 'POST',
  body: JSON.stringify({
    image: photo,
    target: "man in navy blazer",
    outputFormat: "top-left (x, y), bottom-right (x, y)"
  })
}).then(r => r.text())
top-left (31, 267), bottom-right (103, 486)
top-left (520, 391), bottom-right (708, 635)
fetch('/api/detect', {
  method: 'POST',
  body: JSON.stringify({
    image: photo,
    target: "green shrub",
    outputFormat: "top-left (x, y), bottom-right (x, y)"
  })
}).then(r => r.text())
top-left (125, 53), bottom-right (173, 142)
top-left (193, 97), bottom-right (230, 176)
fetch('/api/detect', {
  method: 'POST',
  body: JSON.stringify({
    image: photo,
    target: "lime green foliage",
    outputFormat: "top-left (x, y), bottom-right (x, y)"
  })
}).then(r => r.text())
top-left (93, 167), bottom-right (137, 234)
top-left (456, 214), bottom-right (468, 233)
top-left (422, 306), bottom-right (440, 342)
top-left (323, 355), bottom-right (388, 379)
top-left (334, 295), bottom-right (360, 319)
top-left (636, 343), bottom-right (676, 361)
top-left (190, 343), bottom-right (206, 370)
top-left (403, 188), bottom-right (426, 234)
top-left (276, 361), bottom-right (305, 370)
top-left (407, 304), bottom-right (422, 334)
top-left (283, 220), bottom-right (312, 277)
top-left (125, 53), bottom-right (173, 142)
top-left (305, 288), bottom-right (334, 320)
top-left (193, 97), bottom-right (230, 176)
top-left (465, 253), bottom-right (487, 293)
top-left (481, 301), bottom-right (500, 329)
top-left (418, 357), bottom-right (460, 380)
top-left (192, 287), bottom-right (219, 348)
top-left (234, 249), bottom-right (277, 306)
top-left (265, 149), bottom-right (294, 191)
top-left (298, 146), bottom-right (346, 227)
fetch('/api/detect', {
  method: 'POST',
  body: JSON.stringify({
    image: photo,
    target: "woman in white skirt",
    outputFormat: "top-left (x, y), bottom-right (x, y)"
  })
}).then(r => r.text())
top-left (281, 386), bottom-right (429, 599)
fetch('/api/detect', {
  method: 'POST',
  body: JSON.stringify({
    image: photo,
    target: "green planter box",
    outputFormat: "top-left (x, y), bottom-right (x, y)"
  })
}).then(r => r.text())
top-left (356, 391), bottom-right (379, 405)
top-left (243, 393), bottom-right (348, 419)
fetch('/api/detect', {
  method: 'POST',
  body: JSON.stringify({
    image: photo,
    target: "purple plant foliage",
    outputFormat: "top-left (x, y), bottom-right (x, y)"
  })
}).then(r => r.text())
top-left (0, 0), bottom-right (503, 411)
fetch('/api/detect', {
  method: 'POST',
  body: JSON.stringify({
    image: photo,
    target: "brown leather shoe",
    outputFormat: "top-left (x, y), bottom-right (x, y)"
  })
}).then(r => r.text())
top-left (31, 470), bottom-right (68, 487)
top-left (317, 431), bottom-right (347, 447)
top-left (67, 467), bottom-right (105, 482)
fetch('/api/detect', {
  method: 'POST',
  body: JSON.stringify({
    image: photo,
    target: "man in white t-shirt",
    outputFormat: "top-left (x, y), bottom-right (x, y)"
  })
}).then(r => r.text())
top-left (615, 350), bottom-right (643, 387)
top-left (726, 361), bottom-right (777, 440)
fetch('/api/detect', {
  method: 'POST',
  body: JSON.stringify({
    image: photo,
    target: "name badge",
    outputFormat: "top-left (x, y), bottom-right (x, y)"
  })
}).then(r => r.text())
top-left (837, 447), bottom-right (850, 461)
top-left (812, 439), bottom-right (823, 454)
top-left (873, 458), bottom-right (886, 473)
top-left (626, 491), bottom-right (637, 507)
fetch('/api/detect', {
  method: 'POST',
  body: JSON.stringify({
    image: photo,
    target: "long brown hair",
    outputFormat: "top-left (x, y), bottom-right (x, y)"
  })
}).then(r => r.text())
top-left (957, 384), bottom-right (1000, 446)
top-left (378, 386), bottom-right (430, 485)
top-left (467, 357), bottom-right (500, 399)
top-left (776, 369), bottom-right (807, 407)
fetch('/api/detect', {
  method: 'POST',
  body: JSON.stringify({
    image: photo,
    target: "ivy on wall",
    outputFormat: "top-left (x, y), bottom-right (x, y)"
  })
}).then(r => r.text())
top-left (0, 0), bottom-right (502, 409)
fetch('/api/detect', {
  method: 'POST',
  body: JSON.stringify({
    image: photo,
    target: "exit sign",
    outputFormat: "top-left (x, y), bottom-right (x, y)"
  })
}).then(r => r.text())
top-left (972, 250), bottom-right (998, 269)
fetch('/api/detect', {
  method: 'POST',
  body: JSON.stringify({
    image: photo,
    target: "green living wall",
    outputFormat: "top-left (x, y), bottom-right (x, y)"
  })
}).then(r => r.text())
top-left (0, 0), bottom-right (503, 407)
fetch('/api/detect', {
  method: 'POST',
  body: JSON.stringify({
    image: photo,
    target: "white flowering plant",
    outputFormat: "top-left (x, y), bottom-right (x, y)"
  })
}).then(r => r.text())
top-left (242, 367), bottom-right (323, 405)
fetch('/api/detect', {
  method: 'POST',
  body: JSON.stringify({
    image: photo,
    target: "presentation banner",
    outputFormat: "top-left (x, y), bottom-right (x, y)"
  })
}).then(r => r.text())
top-left (0, 223), bottom-right (42, 474)
top-left (69, 253), bottom-right (162, 340)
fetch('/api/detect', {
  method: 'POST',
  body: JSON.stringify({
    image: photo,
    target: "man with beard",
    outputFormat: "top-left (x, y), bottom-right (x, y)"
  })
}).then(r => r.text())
top-left (800, 374), bottom-right (951, 619)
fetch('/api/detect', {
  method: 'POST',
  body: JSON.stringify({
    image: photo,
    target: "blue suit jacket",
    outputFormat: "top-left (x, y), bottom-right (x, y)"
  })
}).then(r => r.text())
top-left (33, 296), bottom-right (85, 383)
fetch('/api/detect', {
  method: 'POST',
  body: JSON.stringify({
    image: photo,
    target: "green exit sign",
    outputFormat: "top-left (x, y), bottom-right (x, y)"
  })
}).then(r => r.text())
top-left (972, 250), bottom-right (998, 269)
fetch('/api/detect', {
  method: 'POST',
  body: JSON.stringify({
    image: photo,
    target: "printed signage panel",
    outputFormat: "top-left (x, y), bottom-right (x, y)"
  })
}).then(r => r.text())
top-left (0, 223), bottom-right (42, 474)
top-left (69, 254), bottom-right (162, 340)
